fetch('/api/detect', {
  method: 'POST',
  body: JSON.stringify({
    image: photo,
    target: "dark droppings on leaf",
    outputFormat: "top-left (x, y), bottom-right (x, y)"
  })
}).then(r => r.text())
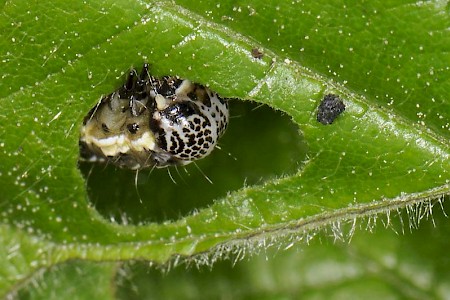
top-left (251, 48), bottom-right (264, 59)
top-left (316, 94), bottom-right (346, 125)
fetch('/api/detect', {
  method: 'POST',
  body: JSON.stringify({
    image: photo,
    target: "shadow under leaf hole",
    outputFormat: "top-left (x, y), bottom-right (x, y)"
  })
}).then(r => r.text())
top-left (79, 100), bottom-right (308, 224)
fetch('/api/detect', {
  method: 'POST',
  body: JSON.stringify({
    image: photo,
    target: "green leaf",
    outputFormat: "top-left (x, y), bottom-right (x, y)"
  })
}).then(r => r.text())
top-left (18, 261), bottom-right (117, 300)
top-left (0, 0), bottom-right (448, 297)
top-left (112, 204), bottom-right (450, 300)
top-left (17, 203), bottom-right (450, 299)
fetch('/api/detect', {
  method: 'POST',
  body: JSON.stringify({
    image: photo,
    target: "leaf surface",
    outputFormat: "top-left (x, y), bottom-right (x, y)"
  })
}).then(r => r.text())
top-left (0, 0), bottom-right (448, 297)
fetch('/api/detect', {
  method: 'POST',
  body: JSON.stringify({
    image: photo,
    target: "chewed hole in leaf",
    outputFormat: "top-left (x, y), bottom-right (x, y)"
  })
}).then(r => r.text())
top-left (79, 100), bottom-right (307, 224)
